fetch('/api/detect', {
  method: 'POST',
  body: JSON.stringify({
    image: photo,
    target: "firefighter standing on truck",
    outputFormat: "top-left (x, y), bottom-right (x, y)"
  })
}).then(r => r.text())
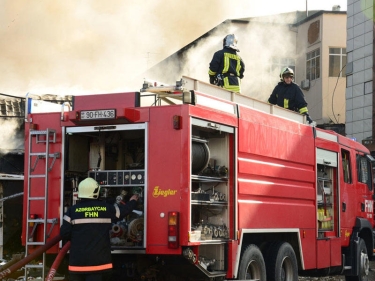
top-left (268, 67), bottom-right (313, 124)
top-left (60, 177), bottom-right (139, 281)
top-left (208, 34), bottom-right (245, 93)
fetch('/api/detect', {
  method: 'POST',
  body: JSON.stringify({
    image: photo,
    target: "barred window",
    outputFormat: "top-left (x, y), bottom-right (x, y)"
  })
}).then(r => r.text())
top-left (306, 49), bottom-right (320, 81)
top-left (329, 47), bottom-right (346, 77)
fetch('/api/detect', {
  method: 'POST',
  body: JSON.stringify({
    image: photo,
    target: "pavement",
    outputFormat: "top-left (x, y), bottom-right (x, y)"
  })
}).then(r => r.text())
top-left (298, 260), bottom-right (375, 280)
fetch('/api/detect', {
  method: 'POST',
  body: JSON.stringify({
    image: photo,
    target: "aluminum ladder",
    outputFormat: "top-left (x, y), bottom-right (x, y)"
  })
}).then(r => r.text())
top-left (25, 128), bottom-right (60, 280)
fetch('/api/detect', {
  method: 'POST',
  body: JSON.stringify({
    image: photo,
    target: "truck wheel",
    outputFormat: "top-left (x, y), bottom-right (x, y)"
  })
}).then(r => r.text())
top-left (346, 238), bottom-right (369, 281)
top-left (265, 241), bottom-right (298, 281)
top-left (238, 244), bottom-right (266, 280)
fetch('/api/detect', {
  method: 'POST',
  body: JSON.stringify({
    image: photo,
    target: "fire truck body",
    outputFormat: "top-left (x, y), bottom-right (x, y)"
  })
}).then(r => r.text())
top-left (22, 77), bottom-right (374, 280)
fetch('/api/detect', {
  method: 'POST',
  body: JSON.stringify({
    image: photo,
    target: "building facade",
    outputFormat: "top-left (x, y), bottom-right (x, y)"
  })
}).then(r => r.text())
top-left (346, 0), bottom-right (374, 153)
top-left (294, 11), bottom-right (347, 127)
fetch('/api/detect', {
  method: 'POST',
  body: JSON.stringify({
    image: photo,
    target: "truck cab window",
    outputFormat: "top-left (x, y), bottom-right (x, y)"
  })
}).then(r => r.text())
top-left (341, 149), bottom-right (351, 183)
top-left (357, 154), bottom-right (372, 191)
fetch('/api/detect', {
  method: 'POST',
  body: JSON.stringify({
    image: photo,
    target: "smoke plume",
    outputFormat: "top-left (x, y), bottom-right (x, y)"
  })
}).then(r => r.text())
top-left (0, 0), bottom-right (253, 96)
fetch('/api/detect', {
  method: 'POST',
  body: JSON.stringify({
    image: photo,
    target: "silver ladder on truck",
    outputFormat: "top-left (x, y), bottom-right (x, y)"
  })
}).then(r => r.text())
top-left (25, 128), bottom-right (60, 280)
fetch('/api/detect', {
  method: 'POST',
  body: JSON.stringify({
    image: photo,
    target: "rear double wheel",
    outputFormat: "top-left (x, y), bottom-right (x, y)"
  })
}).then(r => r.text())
top-left (238, 244), bottom-right (267, 280)
top-left (264, 241), bottom-right (298, 281)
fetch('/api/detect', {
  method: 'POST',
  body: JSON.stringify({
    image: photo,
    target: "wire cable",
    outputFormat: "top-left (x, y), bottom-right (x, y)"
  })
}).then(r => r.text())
top-left (331, 64), bottom-right (346, 124)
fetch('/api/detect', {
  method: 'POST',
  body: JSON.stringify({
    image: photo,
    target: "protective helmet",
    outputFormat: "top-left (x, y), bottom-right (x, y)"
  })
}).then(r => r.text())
top-left (78, 178), bottom-right (101, 199)
top-left (280, 67), bottom-right (294, 81)
top-left (223, 34), bottom-right (239, 51)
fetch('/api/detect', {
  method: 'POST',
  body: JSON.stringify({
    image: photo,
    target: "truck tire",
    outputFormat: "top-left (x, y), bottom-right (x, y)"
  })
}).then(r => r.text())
top-left (265, 241), bottom-right (298, 281)
top-left (238, 244), bottom-right (267, 280)
top-left (346, 238), bottom-right (369, 281)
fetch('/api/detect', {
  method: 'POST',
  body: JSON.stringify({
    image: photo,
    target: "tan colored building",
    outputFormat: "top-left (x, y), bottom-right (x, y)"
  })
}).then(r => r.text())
top-left (294, 11), bottom-right (347, 126)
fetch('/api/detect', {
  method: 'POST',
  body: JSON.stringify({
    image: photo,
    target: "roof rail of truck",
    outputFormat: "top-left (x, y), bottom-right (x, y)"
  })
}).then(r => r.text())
top-left (23, 77), bottom-right (308, 125)
top-left (141, 76), bottom-right (307, 125)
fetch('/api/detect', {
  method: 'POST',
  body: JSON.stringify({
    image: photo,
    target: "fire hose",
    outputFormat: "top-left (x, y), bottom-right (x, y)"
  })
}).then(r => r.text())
top-left (0, 234), bottom-right (62, 280)
top-left (45, 241), bottom-right (70, 281)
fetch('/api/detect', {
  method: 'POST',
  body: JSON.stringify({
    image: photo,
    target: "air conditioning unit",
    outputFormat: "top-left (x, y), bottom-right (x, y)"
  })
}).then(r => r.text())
top-left (301, 79), bottom-right (310, 90)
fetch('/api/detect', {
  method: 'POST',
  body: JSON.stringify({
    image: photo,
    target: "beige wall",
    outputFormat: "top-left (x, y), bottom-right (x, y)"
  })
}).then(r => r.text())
top-left (321, 14), bottom-right (347, 124)
top-left (295, 13), bottom-right (347, 124)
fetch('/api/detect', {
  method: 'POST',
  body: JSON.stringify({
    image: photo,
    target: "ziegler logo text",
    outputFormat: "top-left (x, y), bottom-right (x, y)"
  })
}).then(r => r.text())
top-left (153, 186), bottom-right (177, 198)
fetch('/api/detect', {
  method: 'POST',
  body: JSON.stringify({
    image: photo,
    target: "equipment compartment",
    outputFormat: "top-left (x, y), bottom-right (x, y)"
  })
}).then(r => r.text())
top-left (190, 118), bottom-right (233, 242)
top-left (316, 148), bottom-right (337, 237)
top-left (63, 124), bottom-right (146, 250)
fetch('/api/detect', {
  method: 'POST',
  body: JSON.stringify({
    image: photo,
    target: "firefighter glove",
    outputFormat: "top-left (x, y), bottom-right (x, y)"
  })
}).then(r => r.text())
top-left (304, 113), bottom-right (313, 124)
top-left (209, 75), bottom-right (216, 85)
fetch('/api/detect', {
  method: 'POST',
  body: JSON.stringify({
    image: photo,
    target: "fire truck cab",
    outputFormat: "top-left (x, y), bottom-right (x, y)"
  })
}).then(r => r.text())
top-left (22, 76), bottom-right (375, 280)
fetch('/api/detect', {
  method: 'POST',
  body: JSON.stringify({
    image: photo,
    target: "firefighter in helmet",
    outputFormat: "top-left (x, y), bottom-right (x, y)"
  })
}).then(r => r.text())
top-left (60, 177), bottom-right (139, 281)
top-left (208, 34), bottom-right (245, 93)
top-left (268, 67), bottom-right (313, 124)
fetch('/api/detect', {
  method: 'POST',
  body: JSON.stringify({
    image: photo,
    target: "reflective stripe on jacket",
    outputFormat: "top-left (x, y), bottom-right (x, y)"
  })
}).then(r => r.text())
top-left (268, 81), bottom-right (309, 115)
top-left (60, 198), bottom-right (137, 273)
top-left (208, 47), bottom-right (245, 93)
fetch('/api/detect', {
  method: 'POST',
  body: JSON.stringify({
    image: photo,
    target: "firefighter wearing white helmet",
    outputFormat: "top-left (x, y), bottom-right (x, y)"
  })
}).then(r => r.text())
top-left (60, 177), bottom-right (139, 281)
top-left (268, 67), bottom-right (313, 124)
top-left (223, 34), bottom-right (239, 51)
top-left (77, 177), bottom-right (101, 198)
top-left (279, 67), bottom-right (294, 81)
top-left (208, 34), bottom-right (245, 93)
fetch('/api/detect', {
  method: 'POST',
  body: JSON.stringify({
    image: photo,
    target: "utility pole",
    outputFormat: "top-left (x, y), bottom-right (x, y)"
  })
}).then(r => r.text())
top-left (306, 0), bottom-right (308, 17)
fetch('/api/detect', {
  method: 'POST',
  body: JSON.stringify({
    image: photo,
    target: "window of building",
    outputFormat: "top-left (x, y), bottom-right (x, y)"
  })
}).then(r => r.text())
top-left (306, 49), bottom-right (320, 81)
top-left (269, 57), bottom-right (295, 75)
top-left (329, 48), bottom-right (346, 77)
top-left (308, 20), bottom-right (320, 44)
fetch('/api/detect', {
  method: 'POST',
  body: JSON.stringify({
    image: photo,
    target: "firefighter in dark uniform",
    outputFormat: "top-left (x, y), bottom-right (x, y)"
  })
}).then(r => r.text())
top-left (60, 177), bottom-right (139, 281)
top-left (268, 67), bottom-right (313, 124)
top-left (208, 34), bottom-right (245, 93)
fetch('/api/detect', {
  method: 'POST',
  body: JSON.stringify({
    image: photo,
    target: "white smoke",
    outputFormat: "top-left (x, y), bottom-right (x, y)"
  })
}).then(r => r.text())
top-left (0, 119), bottom-right (23, 151)
top-left (0, 0), bottom-right (254, 96)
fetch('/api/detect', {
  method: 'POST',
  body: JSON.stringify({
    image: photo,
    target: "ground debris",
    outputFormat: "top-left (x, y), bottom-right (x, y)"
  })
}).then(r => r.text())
top-left (299, 277), bottom-right (345, 281)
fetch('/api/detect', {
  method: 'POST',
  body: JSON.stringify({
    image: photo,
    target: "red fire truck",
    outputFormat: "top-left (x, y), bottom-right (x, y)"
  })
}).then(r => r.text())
top-left (21, 76), bottom-right (375, 280)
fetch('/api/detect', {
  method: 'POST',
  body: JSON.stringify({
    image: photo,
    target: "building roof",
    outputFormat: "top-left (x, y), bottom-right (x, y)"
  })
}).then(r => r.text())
top-left (293, 10), bottom-right (346, 26)
top-left (235, 10), bottom-right (346, 26)
top-left (0, 94), bottom-right (25, 118)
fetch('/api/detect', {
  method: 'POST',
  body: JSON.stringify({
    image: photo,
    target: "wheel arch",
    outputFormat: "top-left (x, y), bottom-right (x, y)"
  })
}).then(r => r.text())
top-left (353, 217), bottom-right (374, 261)
top-left (238, 230), bottom-right (303, 272)
top-left (343, 217), bottom-right (374, 276)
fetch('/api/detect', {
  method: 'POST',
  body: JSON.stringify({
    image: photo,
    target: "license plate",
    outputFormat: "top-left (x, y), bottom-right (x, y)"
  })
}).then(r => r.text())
top-left (80, 109), bottom-right (116, 120)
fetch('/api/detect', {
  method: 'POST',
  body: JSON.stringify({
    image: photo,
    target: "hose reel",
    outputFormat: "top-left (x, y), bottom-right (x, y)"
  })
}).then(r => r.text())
top-left (191, 138), bottom-right (210, 174)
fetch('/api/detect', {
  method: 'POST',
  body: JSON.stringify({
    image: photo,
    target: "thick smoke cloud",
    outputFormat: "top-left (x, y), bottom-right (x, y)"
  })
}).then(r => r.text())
top-left (0, 118), bottom-right (24, 151)
top-left (0, 0), bottom-right (252, 97)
